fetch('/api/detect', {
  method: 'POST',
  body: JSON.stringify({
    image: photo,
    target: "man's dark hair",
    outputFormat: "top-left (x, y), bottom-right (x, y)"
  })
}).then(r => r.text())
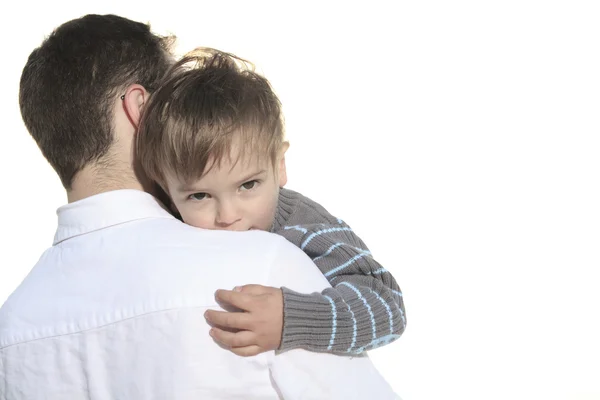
top-left (19, 14), bottom-right (175, 189)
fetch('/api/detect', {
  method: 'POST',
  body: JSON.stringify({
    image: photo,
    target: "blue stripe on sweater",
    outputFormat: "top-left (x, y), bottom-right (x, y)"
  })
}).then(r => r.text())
top-left (338, 282), bottom-right (376, 341)
top-left (398, 303), bottom-right (406, 326)
top-left (390, 289), bottom-right (406, 325)
top-left (323, 295), bottom-right (337, 350)
top-left (283, 225), bottom-right (308, 234)
top-left (324, 252), bottom-right (371, 277)
top-left (372, 268), bottom-right (388, 274)
top-left (313, 242), bottom-right (371, 263)
top-left (369, 289), bottom-right (394, 335)
top-left (345, 300), bottom-right (357, 352)
top-left (300, 227), bottom-right (353, 250)
top-left (351, 334), bottom-right (401, 354)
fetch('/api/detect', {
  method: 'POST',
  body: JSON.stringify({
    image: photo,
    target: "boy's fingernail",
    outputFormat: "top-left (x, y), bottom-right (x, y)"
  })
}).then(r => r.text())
top-left (233, 286), bottom-right (242, 292)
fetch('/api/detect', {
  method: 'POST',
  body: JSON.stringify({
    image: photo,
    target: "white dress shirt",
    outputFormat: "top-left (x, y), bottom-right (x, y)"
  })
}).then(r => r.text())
top-left (0, 189), bottom-right (398, 399)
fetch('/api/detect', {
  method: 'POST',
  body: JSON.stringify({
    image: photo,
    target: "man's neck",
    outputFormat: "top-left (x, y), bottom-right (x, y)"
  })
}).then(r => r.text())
top-left (67, 164), bottom-right (148, 203)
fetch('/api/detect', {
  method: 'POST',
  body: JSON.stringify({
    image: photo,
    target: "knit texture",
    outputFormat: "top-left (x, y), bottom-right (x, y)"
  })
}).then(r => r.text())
top-left (274, 188), bottom-right (406, 354)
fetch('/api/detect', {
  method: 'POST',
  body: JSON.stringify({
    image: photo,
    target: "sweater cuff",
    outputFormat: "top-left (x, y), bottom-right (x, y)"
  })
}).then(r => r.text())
top-left (280, 287), bottom-right (336, 352)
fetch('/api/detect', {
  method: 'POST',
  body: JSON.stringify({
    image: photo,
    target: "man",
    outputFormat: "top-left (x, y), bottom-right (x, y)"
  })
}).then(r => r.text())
top-left (0, 14), bottom-right (398, 399)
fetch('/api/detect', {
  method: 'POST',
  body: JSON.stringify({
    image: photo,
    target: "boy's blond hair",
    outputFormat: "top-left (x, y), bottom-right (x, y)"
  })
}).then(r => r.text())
top-left (136, 48), bottom-right (285, 190)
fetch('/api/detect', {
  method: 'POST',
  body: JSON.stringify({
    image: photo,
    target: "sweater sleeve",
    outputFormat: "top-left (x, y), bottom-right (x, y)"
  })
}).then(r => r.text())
top-left (273, 188), bottom-right (407, 354)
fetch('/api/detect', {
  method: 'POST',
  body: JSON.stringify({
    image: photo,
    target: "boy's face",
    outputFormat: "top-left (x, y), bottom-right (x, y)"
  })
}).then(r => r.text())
top-left (165, 143), bottom-right (288, 231)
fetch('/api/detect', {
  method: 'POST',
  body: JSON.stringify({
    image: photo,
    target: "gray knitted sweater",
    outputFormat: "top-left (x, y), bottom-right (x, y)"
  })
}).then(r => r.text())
top-left (273, 188), bottom-right (406, 354)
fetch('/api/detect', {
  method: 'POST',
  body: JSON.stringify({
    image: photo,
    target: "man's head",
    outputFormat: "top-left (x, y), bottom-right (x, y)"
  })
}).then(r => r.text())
top-left (19, 14), bottom-right (174, 193)
top-left (137, 48), bottom-right (288, 231)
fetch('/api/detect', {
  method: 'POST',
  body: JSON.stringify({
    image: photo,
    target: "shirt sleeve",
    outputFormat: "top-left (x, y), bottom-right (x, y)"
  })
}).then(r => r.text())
top-left (265, 238), bottom-right (400, 400)
top-left (273, 188), bottom-right (407, 354)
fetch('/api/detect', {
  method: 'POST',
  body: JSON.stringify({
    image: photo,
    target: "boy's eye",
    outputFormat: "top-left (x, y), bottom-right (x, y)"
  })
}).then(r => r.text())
top-left (189, 192), bottom-right (208, 201)
top-left (241, 180), bottom-right (258, 190)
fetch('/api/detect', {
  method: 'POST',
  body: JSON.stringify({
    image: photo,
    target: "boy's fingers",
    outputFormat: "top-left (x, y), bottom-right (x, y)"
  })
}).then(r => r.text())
top-left (205, 309), bottom-right (252, 330)
top-left (237, 284), bottom-right (276, 295)
top-left (210, 328), bottom-right (256, 348)
top-left (215, 289), bottom-right (253, 310)
top-left (231, 345), bottom-right (264, 357)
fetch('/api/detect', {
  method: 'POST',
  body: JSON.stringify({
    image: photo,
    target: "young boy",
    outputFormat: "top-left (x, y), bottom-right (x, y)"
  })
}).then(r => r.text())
top-left (136, 48), bottom-right (406, 355)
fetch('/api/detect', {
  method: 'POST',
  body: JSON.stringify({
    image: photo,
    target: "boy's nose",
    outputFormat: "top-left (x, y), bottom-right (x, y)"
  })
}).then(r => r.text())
top-left (215, 203), bottom-right (242, 229)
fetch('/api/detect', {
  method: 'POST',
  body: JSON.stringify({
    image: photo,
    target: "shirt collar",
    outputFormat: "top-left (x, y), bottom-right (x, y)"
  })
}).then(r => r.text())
top-left (53, 189), bottom-right (175, 245)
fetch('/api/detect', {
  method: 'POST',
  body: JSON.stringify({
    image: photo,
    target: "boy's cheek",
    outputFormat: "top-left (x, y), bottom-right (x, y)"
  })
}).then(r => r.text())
top-left (180, 209), bottom-right (209, 229)
top-left (252, 203), bottom-right (278, 231)
top-left (180, 206), bottom-right (230, 230)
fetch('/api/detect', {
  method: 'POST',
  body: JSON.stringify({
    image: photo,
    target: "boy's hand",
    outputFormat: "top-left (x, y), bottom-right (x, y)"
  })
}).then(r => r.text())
top-left (204, 284), bottom-right (283, 357)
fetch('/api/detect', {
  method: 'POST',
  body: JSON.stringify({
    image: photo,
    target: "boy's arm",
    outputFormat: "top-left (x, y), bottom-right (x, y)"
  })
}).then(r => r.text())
top-left (274, 189), bottom-right (406, 353)
top-left (205, 189), bottom-right (406, 355)
top-left (276, 225), bottom-right (406, 353)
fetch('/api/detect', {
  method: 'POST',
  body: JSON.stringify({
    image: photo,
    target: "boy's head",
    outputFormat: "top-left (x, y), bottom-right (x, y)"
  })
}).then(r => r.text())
top-left (19, 14), bottom-right (174, 190)
top-left (137, 48), bottom-right (288, 231)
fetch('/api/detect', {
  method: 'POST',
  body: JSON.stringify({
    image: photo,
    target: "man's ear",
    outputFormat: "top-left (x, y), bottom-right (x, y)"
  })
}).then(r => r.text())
top-left (121, 84), bottom-right (148, 130)
top-left (278, 141), bottom-right (290, 188)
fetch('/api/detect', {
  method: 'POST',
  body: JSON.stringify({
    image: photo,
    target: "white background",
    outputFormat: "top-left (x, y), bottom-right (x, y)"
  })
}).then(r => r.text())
top-left (1, 1), bottom-right (599, 399)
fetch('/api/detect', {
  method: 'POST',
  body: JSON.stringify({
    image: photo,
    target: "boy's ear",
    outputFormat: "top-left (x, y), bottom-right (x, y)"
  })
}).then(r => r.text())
top-left (278, 142), bottom-right (290, 188)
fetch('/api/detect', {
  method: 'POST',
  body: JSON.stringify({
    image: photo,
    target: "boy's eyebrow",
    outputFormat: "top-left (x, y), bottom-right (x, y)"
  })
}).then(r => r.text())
top-left (236, 169), bottom-right (267, 186)
top-left (176, 169), bottom-right (267, 193)
top-left (176, 183), bottom-right (201, 193)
